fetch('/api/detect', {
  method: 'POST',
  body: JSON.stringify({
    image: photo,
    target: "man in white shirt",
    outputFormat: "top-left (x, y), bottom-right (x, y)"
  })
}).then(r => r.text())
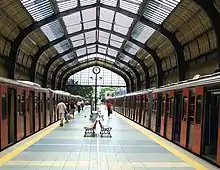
top-left (56, 100), bottom-right (68, 127)
top-left (77, 101), bottom-right (81, 113)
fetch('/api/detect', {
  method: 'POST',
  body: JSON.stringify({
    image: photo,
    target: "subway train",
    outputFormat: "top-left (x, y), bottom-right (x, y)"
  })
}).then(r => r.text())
top-left (110, 72), bottom-right (220, 166)
top-left (0, 77), bottom-right (82, 151)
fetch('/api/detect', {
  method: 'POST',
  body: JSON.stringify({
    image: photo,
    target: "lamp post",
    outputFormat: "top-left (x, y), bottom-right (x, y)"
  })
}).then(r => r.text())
top-left (92, 67), bottom-right (101, 111)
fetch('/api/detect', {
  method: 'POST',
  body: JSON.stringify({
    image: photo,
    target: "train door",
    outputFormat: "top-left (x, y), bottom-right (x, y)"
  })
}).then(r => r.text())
top-left (16, 89), bottom-right (25, 141)
top-left (8, 88), bottom-right (17, 144)
top-left (180, 88), bottom-right (189, 147)
top-left (42, 93), bottom-right (46, 128)
top-left (150, 93), bottom-right (157, 132)
top-left (29, 91), bottom-right (35, 134)
top-left (138, 95), bottom-right (143, 124)
top-left (202, 88), bottom-right (219, 162)
top-left (0, 85), bottom-right (8, 149)
top-left (173, 90), bottom-right (183, 144)
top-left (166, 91), bottom-right (174, 140)
top-left (144, 94), bottom-right (151, 128)
top-left (141, 94), bottom-right (145, 125)
top-left (34, 92), bottom-right (39, 132)
top-left (186, 89), bottom-right (195, 150)
top-left (132, 96), bottom-right (136, 120)
top-left (192, 86), bottom-right (204, 154)
top-left (38, 92), bottom-right (41, 130)
top-left (156, 93), bottom-right (162, 134)
top-left (160, 92), bottom-right (166, 136)
top-left (135, 96), bottom-right (139, 122)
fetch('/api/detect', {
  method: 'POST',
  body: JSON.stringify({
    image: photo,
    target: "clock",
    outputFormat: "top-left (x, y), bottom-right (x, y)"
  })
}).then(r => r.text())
top-left (92, 67), bottom-right (100, 74)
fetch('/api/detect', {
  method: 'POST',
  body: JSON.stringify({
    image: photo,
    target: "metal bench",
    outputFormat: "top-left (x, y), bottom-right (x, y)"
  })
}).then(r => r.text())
top-left (99, 121), bottom-right (112, 137)
top-left (84, 121), bottom-right (97, 137)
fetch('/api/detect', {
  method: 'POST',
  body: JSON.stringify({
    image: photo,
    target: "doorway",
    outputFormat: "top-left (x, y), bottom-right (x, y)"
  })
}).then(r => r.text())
top-left (7, 88), bottom-right (16, 144)
top-left (21, 93), bottom-right (26, 138)
top-left (156, 94), bottom-right (162, 134)
top-left (202, 89), bottom-right (220, 161)
top-left (173, 91), bottom-right (182, 143)
top-left (43, 93), bottom-right (46, 127)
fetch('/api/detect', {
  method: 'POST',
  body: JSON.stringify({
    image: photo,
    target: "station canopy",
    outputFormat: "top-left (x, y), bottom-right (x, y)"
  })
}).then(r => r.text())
top-left (19, 0), bottom-right (181, 81)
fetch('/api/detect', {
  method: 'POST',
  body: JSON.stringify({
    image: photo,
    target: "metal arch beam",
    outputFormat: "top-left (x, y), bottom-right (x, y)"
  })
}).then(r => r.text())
top-left (8, 3), bottom-right (171, 83)
top-left (43, 50), bottom-right (140, 89)
top-left (31, 31), bottom-right (149, 87)
top-left (193, 0), bottom-right (220, 70)
top-left (60, 63), bottom-right (132, 93)
top-left (51, 51), bottom-right (140, 90)
top-left (58, 60), bottom-right (132, 92)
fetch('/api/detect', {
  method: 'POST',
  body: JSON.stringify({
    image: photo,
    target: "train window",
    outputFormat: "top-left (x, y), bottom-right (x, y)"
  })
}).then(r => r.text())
top-left (2, 94), bottom-right (6, 120)
top-left (21, 95), bottom-right (25, 116)
top-left (169, 97), bottom-right (174, 118)
top-left (161, 97), bottom-right (165, 116)
top-left (166, 94), bottom-right (170, 116)
top-left (196, 95), bottom-right (202, 124)
top-left (182, 97), bottom-right (187, 121)
top-left (17, 95), bottom-right (21, 114)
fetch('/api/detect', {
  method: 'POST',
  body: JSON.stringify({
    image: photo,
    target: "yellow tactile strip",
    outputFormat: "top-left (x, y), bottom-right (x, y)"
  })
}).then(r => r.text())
top-left (114, 112), bottom-right (208, 170)
top-left (5, 160), bottom-right (191, 168)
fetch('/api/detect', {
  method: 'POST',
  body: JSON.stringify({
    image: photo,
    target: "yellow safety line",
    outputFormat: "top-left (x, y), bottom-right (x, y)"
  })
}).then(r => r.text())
top-left (0, 111), bottom-right (79, 167)
top-left (114, 112), bottom-right (208, 170)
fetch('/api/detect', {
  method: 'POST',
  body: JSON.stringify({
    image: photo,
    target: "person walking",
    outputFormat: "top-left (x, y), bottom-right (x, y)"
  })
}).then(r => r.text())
top-left (70, 101), bottom-right (75, 119)
top-left (81, 100), bottom-right (85, 110)
top-left (106, 101), bottom-right (112, 117)
top-left (56, 100), bottom-right (68, 127)
top-left (77, 100), bottom-right (81, 113)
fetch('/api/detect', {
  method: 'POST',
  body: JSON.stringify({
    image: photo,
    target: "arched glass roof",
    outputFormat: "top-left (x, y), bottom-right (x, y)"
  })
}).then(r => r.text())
top-left (68, 66), bottom-right (126, 86)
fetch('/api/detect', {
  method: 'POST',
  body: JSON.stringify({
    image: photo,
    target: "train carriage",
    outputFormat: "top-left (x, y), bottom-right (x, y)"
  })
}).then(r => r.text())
top-left (111, 72), bottom-right (220, 166)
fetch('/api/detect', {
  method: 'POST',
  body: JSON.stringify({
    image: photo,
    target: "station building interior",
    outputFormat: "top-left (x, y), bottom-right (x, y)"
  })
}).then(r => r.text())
top-left (0, 0), bottom-right (220, 170)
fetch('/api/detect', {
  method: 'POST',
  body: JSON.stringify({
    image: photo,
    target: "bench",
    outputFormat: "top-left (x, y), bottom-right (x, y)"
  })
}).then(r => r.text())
top-left (99, 121), bottom-right (112, 137)
top-left (84, 121), bottom-right (97, 137)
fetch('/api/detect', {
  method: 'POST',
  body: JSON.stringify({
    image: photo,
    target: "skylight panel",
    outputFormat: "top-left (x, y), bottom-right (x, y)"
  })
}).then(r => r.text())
top-left (99, 31), bottom-right (110, 38)
top-left (124, 41), bottom-right (140, 55)
top-left (76, 48), bottom-right (86, 56)
top-left (84, 21), bottom-right (96, 29)
top-left (66, 24), bottom-right (82, 34)
top-left (97, 54), bottom-right (105, 59)
top-left (63, 13), bottom-right (81, 26)
top-left (115, 13), bottom-right (133, 28)
top-left (120, 0), bottom-right (142, 14)
top-left (85, 30), bottom-right (96, 39)
top-left (87, 47), bottom-right (96, 54)
top-left (100, 0), bottom-right (117, 7)
top-left (54, 40), bottom-right (70, 53)
top-left (143, 0), bottom-right (180, 24)
top-left (86, 37), bottom-right (96, 44)
top-left (119, 54), bottom-right (131, 62)
top-left (62, 52), bottom-right (74, 61)
top-left (100, 8), bottom-right (115, 23)
top-left (111, 34), bottom-right (124, 42)
top-left (82, 8), bottom-right (96, 22)
top-left (98, 45), bottom-right (107, 54)
top-left (20, 0), bottom-right (54, 21)
top-left (99, 36), bottom-right (109, 44)
top-left (72, 40), bottom-right (84, 47)
top-left (41, 20), bottom-right (64, 41)
top-left (106, 56), bottom-right (115, 63)
top-left (78, 57), bottom-right (86, 62)
top-left (99, 20), bottom-right (112, 30)
top-left (131, 22), bottom-right (155, 43)
top-left (56, 0), bottom-right (78, 12)
top-left (110, 39), bottom-right (122, 48)
top-left (71, 34), bottom-right (84, 41)
top-left (114, 25), bottom-right (129, 35)
top-left (108, 48), bottom-right (118, 57)
top-left (80, 0), bottom-right (96, 6)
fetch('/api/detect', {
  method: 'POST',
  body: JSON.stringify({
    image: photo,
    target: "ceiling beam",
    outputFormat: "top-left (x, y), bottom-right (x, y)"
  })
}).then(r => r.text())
top-left (8, 3), bottom-right (178, 84)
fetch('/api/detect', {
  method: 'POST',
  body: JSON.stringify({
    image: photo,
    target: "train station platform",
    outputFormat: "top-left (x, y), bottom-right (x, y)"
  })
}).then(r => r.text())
top-left (0, 106), bottom-right (218, 170)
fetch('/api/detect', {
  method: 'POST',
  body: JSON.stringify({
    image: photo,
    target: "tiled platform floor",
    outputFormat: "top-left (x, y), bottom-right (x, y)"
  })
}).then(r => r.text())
top-left (0, 105), bottom-right (211, 170)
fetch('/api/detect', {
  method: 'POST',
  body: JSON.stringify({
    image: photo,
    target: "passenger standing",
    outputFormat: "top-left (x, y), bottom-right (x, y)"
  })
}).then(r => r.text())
top-left (70, 101), bottom-right (75, 119)
top-left (106, 101), bottom-right (112, 117)
top-left (56, 100), bottom-right (68, 127)
top-left (77, 100), bottom-right (81, 113)
top-left (81, 100), bottom-right (85, 110)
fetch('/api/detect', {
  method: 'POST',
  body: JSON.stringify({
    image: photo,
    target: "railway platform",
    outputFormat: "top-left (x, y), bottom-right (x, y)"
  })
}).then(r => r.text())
top-left (0, 105), bottom-right (218, 170)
